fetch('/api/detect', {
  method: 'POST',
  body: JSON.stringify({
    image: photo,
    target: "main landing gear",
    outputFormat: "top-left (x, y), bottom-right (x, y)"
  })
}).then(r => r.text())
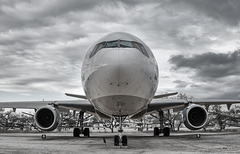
top-left (152, 110), bottom-right (170, 137)
top-left (73, 111), bottom-right (91, 137)
top-left (114, 116), bottom-right (128, 146)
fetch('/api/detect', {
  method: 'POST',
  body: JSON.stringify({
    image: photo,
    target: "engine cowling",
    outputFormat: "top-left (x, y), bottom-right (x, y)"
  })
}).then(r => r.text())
top-left (183, 104), bottom-right (208, 130)
top-left (34, 105), bottom-right (60, 131)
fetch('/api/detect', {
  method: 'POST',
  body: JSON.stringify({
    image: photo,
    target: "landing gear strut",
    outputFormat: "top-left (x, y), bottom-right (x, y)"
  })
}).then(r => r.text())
top-left (73, 111), bottom-right (90, 137)
top-left (152, 110), bottom-right (170, 137)
top-left (114, 116), bottom-right (128, 146)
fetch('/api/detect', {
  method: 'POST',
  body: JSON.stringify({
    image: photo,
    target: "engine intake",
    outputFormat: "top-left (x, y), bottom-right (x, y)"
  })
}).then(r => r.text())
top-left (183, 104), bottom-right (208, 130)
top-left (34, 105), bottom-right (60, 131)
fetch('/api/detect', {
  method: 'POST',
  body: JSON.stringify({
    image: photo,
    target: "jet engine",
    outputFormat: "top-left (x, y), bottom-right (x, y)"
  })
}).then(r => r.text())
top-left (183, 104), bottom-right (208, 130)
top-left (34, 105), bottom-right (60, 131)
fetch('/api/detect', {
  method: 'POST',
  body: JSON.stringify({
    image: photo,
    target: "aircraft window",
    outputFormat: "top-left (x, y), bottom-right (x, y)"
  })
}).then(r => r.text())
top-left (89, 42), bottom-right (106, 58)
top-left (132, 42), bottom-right (149, 58)
top-left (105, 40), bottom-right (118, 48)
top-left (97, 42), bottom-right (106, 51)
top-left (120, 41), bottom-right (133, 48)
top-left (89, 40), bottom-right (149, 58)
top-left (132, 42), bottom-right (141, 51)
top-left (138, 43), bottom-right (149, 58)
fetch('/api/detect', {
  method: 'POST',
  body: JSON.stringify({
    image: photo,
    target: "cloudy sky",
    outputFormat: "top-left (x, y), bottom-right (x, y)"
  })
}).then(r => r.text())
top-left (1, 0), bottom-right (240, 101)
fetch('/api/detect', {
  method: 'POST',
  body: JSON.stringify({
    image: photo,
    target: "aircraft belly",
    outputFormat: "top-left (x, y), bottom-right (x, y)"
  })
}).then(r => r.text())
top-left (91, 95), bottom-right (148, 116)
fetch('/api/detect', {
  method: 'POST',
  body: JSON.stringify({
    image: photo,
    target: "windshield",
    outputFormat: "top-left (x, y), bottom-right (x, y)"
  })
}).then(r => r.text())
top-left (105, 40), bottom-right (118, 48)
top-left (119, 40), bottom-right (133, 48)
top-left (89, 40), bottom-right (149, 58)
top-left (89, 42), bottom-right (106, 58)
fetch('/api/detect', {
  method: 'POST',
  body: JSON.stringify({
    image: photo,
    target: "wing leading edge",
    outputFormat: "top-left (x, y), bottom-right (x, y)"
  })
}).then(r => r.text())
top-left (0, 100), bottom-right (95, 112)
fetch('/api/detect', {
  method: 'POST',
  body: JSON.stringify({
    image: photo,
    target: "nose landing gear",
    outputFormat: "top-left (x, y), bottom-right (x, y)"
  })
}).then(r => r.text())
top-left (114, 116), bottom-right (128, 146)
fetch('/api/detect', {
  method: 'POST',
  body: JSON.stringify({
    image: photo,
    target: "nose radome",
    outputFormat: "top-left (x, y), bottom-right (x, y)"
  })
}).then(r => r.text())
top-left (107, 65), bottom-right (132, 87)
top-left (94, 48), bottom-right (146, 97)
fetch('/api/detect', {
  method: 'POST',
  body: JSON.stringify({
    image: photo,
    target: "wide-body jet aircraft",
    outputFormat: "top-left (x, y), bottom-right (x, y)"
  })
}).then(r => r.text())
top-left (1, 32), bottom-right (240, 146)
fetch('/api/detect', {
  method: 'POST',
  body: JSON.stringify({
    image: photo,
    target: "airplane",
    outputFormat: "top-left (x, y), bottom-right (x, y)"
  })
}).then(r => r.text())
top-left (1, 32), bottom-right (240, 146)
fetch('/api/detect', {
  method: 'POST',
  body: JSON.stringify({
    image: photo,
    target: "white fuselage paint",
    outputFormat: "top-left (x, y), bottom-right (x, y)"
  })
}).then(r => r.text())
top-left (81, 32), bottom-right (159, 117)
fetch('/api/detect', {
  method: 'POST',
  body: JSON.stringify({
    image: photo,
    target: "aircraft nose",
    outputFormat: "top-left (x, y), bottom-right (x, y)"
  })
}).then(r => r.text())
top-left (106, 64), bottom-right (132, 88)
top-left (105, 50), bottom-right (138, 87)
top-left (96, 49), bottom-right (145, 95)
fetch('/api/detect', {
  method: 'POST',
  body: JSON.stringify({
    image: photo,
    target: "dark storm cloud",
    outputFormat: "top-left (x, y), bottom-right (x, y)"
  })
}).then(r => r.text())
top-left (169, 50), bottom-right (240, 80)
top-left (0, 0), bottom-right (149, 31)
top-left (0, 0), bottom-right (126, 94)
top-left (0, 0), bottom-right (108, 31)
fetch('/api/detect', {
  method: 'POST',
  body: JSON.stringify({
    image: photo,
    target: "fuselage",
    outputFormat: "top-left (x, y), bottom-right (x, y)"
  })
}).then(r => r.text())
top-left (81, 32), bottom-right (159, 117)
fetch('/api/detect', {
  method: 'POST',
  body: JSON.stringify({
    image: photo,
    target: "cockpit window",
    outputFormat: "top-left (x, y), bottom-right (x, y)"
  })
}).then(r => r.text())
top-left (132, 42), bottom-right (149, 58)
top-left (89, 40), bottom-right (149, 58)
top-left (120, 40), bottom-right (133, 48)
top-left (132, 42), bottom-right (141, 52)
top-left (89, 42), bottom-right (106, 58)
top-left (105, 40), bottom-right (118, 48)
top-left (138, 43), bottom-right (149, 58)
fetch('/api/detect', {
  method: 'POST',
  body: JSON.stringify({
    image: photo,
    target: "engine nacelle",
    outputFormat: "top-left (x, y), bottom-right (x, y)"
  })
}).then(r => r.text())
top-left (34, 105), bottom-right (60, 131)
top-left (183, 104), bottom-right (208, 130)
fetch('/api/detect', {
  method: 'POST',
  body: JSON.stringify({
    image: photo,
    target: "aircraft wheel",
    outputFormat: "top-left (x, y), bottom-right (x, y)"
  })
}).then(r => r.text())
top-left (84, 128), bottom-right (90, 137)
top-left (163, 127), bottom-right (170, 137)
top-left (114, 135), bottom-right (120, 146)
top-left (73, 128), bottom-right (80, 137)
top-left (122, 135), bottom-right (128, 146)
top-left (154, 127), bottom-right (160, 137)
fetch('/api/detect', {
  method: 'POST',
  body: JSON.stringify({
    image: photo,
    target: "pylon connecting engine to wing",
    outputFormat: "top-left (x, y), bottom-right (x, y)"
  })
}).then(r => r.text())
top-left (183, 104), bottom-right (208, 130)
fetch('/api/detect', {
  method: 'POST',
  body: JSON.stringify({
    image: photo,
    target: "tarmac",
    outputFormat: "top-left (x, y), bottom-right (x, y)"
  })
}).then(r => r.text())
top-left (0, 130), bottom-right (240, 154)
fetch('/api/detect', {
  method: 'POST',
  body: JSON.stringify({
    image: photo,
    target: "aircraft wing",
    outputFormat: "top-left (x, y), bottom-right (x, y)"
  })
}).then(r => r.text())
top-left (148, 99), bottom-right (240, 112)
top-left (55, 100), bottom-right (95, 112)
top-left (0, 101), bottom-right (50, 109)
top-left (0, 100), bottom-right (95, 112)
top-left (147, 99), bottom-right (187, 112)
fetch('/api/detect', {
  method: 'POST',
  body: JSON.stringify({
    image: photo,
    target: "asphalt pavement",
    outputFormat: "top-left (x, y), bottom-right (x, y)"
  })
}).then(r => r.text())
top-left (0, 130), bottom-right (239, 154)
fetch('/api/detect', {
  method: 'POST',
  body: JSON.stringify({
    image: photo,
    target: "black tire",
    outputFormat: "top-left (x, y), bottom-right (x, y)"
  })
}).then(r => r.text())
top-left (73, 128), bottom-right (80, 137)
top-left (163, 127), bottom-right (170, 137)
top-left (154, 127), bottom-right (160, 137)
top-left (114, 135), bottom-right (120, 146)
top-left (84, 128), bottom-right (90, 137)
top-left (122, 135), bottom-right (128, 146)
